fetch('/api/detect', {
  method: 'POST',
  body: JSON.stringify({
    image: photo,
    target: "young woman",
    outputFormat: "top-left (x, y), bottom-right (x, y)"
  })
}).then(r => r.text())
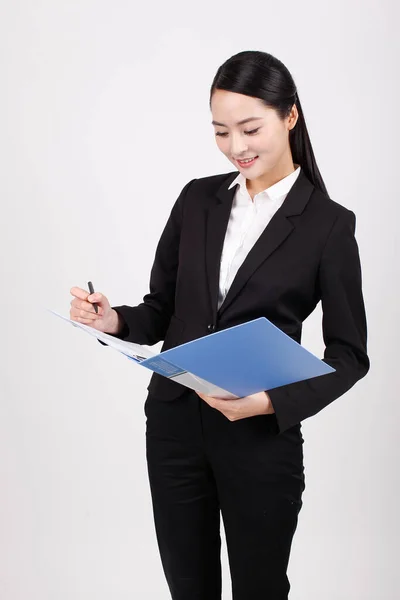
top-left (70, 50), bottom-right (369, 599)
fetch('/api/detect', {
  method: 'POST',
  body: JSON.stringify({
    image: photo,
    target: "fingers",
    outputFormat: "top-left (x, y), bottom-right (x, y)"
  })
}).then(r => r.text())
top-left (70, 307), bottom-right (102, 323)
top-left (71, 299), bottom-right (103, 316)
top-left (70, 286), bottom-right (90, 300)
top-left (70, 297), bottom-right (102, 312)
top-left (196, 392), bottom-right (220, 409)
top-left (71, 287), bottom-right (108, 307)
top-left (197, 392), bottom-right (240, 421)
top-left (70, 286), bottom-right (104, 323)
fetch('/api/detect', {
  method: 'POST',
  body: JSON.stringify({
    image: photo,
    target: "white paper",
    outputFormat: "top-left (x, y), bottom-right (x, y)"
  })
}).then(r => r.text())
top-left (47, 309), bottom-right (238, 399)
top-left (47, 309), bottom-right (156, 361)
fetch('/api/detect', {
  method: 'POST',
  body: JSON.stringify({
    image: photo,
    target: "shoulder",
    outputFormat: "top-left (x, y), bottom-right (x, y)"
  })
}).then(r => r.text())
top-left (181, 170), bottom-right (237, 195)
top-left (305, 185), bottom-right (357, 236)
top-left (195, 170), bottom-right (237, 185)
top-left (174, 171), bottom-right (237, 215)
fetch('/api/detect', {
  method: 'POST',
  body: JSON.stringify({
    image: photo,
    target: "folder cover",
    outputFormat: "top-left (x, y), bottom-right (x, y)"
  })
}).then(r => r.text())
top-left (48, 309), bottom-right (335, 399)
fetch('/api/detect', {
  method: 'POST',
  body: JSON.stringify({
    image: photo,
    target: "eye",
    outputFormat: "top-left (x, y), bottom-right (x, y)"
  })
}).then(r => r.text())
top-left (215, 128), bottom-right (260, 137)
top-left (244, 128), bottom-right (260, 135)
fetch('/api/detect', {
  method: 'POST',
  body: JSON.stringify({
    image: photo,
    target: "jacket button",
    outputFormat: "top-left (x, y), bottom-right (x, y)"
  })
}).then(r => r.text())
top-left (207, 323), bottom-right (216, 332)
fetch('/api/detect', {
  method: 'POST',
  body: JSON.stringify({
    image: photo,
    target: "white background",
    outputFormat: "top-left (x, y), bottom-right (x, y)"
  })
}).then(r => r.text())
top-left (1, 1), bottom-right (398, 598)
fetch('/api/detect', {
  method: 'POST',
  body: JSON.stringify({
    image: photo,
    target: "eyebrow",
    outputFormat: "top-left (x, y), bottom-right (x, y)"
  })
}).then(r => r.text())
top-left (211, 117), bottom-right (263, 127)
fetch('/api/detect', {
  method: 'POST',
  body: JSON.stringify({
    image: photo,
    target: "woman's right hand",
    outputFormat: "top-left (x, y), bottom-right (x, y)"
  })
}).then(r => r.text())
top-left (69, 286), bottom-right (120, 334)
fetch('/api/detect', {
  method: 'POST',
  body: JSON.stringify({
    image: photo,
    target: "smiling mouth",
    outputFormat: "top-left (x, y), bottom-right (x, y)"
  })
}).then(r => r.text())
top-left (236, 156), bottom-right (259, 165)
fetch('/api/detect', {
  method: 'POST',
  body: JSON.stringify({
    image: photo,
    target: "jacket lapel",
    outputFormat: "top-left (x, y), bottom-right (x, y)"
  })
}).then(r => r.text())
top-left (205, 173), bottom-right (238, 324)
top-left (205, 169), bottom-right (315, 319)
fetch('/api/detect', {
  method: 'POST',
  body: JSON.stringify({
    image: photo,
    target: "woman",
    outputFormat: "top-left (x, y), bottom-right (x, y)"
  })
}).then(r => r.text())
top-left (70, 50), bottom-right (369, 599)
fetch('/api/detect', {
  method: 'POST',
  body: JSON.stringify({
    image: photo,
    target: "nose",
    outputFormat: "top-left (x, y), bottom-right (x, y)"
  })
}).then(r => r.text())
top-left (229, 132), bottom-right (249, 158)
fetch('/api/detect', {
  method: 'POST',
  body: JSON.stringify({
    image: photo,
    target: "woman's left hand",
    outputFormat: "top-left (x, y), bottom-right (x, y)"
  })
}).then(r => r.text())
top-left (195, 390), bottom-right (275, 421)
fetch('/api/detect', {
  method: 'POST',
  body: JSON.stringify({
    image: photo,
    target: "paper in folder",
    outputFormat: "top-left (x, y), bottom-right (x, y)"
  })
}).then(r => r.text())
top-left (48, 309), bottom-right (335, 399)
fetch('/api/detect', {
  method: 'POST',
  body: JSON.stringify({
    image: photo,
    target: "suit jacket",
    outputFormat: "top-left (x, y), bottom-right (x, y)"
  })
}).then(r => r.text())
top-left (102, 169), bottom-right (370, 434)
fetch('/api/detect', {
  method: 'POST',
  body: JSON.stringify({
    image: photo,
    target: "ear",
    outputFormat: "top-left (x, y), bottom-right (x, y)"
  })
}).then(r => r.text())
top-left (287, 104), bottom-right (299, 131)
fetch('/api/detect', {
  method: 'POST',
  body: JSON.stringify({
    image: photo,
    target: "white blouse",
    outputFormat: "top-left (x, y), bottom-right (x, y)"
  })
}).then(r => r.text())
top-left (218, 165), bottom-right (302, 310)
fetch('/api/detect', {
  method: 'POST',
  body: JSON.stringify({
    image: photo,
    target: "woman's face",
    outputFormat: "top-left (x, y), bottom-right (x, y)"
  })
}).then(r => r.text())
top-left (210, 89), bottom-right (298, 182)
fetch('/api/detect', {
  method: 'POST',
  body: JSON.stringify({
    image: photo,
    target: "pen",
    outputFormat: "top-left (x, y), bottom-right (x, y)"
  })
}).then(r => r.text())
top-left (87, 281), bottom-right (98, 314)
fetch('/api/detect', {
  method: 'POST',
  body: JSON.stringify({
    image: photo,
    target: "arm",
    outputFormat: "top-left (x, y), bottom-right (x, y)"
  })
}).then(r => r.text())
top-left (267, 209), bottom-right (370, 434)
top-left (99, 178), bottom-right (197, 346)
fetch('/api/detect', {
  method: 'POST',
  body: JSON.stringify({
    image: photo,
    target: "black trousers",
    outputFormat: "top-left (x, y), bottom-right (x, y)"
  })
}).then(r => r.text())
top-left (144, 388), bottom-right (305, 600)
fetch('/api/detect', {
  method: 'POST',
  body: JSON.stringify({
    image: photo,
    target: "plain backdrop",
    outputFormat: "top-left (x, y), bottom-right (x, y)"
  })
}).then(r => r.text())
top-left (1, 1), bottom-right (398, 598)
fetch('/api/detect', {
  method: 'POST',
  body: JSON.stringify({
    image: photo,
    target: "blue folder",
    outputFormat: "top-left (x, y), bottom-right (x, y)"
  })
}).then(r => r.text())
top-left (139, 317), bottom-right (335, 397)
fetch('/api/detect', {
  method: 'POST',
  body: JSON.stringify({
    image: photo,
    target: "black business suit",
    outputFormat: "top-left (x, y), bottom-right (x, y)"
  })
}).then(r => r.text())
top-left (101, 169), bottom-right (369, 599)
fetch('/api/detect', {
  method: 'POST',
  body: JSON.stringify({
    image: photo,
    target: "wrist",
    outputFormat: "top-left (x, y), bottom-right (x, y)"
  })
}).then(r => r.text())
top-left (107, 309), bottom-right (124, 335)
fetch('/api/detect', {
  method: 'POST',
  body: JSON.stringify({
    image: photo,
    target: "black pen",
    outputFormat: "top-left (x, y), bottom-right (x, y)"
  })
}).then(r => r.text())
top-left (87, 281), bottom-right (98, 313)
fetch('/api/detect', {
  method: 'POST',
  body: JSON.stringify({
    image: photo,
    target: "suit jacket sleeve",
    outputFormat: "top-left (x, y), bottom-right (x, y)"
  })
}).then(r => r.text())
top-left (267, 209), bottom-right (370, 434)
top-left (98, 178), bottom-right (196, 346)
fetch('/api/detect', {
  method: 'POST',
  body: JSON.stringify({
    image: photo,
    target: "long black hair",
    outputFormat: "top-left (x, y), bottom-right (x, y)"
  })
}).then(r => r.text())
top-left (209, 50), bottom-right (328, 197)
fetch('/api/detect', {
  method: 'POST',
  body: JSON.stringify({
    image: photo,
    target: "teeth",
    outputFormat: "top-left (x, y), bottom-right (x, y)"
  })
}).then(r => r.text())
top-left (239, 157), bottom-right (256, 163)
